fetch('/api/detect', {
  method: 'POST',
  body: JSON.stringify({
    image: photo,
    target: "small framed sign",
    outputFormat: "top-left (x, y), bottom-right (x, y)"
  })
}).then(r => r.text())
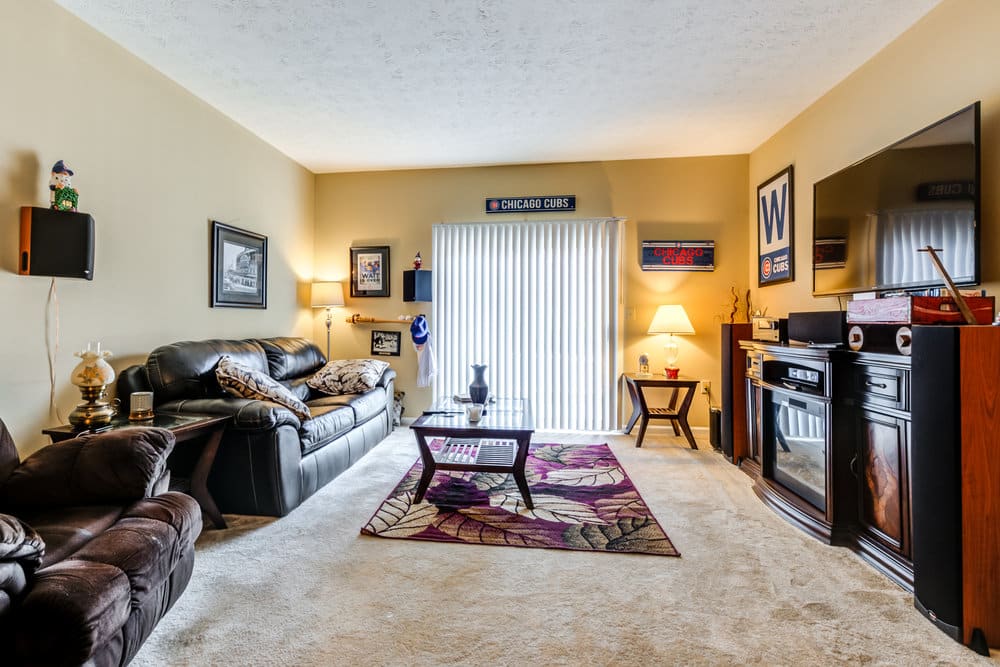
top-left (757, 165), bottom-right (794, 286)
top-left (641, 240), bottom-right (715, 271)
top-left (371, 330), bottom-right (401, 356)
top-left (485, 195), bottom-right (575, 214)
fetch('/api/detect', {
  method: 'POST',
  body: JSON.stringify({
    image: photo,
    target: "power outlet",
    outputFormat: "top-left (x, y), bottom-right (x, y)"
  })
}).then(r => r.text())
top-left (701, 381), bottom-right (711, 395)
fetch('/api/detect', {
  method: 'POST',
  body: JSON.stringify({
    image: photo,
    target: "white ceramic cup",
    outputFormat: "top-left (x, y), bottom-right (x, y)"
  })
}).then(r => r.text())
top-left (466, 403), bottom-right (484, 422)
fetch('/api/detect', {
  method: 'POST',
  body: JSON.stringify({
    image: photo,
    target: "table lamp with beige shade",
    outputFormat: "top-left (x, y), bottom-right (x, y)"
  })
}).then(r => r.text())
top-left (311, 281), bottom-right (345, 359)
top-left (647, 304), bottom-right (695, 378)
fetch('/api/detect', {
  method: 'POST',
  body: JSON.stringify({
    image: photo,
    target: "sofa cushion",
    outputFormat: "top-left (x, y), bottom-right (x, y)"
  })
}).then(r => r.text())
top-left (20, 505), bottom-right (122, 568)
top-left (216, 356), bottom-right (312, 421)
top-left (309, 387), bottom-right (387, 426)
top-left (298, 405), bottom-right (355, 454)
top-left (147, 339), bottom-right (269, 403)
top-left (307, 359), bottom-right (390, 395)
top-left (256, 337), bottom-right (326, 381)
top-left (282, 376), bottom-right (313, 403)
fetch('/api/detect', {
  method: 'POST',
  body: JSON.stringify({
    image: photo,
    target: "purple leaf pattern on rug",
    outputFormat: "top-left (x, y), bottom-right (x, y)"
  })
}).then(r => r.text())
top-left (542, 466), bottom-right (626, 487)
top-left (436, 507), bottom-right (553, 547)
top-left (365, 492), bottom-right (440, 538)
top-left (490, 493), bottom-right (606, 525)
top-left (562, 517), bottom-right (678, 555)
top-left (361, 443), bottom-right (679, 557)
top-left (594, 493), bottom-right (648, 521)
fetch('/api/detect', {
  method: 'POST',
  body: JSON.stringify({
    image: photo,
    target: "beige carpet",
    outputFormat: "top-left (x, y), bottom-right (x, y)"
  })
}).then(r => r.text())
top-left (133, 427), bottom-right (994, 666)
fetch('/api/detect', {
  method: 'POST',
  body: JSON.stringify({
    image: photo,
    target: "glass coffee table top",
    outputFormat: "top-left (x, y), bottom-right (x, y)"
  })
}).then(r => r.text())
top-left (418, 397), bottom-right (532, 431)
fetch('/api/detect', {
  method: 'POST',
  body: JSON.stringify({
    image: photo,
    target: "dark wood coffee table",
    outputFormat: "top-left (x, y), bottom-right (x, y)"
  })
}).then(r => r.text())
top-left (410, 398), bottom-right (535, 509)
top-left (44, 413), bottom-right (231, 529)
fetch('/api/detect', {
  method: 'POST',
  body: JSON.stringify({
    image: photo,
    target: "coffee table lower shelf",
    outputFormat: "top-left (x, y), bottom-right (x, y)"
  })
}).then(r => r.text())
top-left (413, 437), bottom-right (534, 509)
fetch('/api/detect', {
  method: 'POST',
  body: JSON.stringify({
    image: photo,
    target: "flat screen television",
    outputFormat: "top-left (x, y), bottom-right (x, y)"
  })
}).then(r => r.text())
top-left (812, 102), bottom-right (980, 296)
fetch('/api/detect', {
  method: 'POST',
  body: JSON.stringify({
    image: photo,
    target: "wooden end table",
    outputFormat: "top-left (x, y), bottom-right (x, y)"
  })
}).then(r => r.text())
top-left (623, 373), bottom-right (700, 449)
top-left (44, 413), bottom-right (231, 529)
top-left (410, 398), bottom-right (535, 509)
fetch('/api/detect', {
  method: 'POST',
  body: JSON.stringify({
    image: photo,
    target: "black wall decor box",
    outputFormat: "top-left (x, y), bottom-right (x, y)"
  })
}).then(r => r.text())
top-left (403, 269), bottom-right (432, 302)
top-left (19, 206), bottom-right (95, 280)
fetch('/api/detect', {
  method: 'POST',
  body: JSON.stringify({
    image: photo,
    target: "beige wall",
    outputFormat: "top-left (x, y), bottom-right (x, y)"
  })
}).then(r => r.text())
top-left (748, 0), bottom-right (1000, 314)
top-left (11, 0), bottom-right (979, 450)
top-left (315, 156), bottom-right (748, 425)
top-left (0, 0), bottom-right (315, 453)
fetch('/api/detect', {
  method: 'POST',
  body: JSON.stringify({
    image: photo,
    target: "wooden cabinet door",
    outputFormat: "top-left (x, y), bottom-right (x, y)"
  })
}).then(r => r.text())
top-left (856, 408), bottom-right (910, 557)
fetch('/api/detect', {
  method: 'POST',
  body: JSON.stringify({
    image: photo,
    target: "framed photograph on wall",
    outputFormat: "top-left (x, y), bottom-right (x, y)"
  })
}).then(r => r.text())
top-left (371, 330), bottom-right (401, 357)
top-left (757, 165), bottom-right (794, 287)
top-left (350, 245), bottom-right (390, 297)
top-left (211, 221), bottom-right (267, 308)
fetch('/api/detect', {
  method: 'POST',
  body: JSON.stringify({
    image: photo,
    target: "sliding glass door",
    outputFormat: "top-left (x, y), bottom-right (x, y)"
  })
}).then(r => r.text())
top-left (432, 219), bottom-right (622, 430)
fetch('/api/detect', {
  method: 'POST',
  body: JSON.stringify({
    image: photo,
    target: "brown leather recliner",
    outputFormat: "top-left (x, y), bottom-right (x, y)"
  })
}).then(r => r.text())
top-left (0, 419), bottom-right (202, 666)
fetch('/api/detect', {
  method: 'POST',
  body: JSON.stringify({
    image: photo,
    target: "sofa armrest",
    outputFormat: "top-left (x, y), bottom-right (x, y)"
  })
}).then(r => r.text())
top-left (159, 398), bottom-right (301, 431)
top-left (15, 559), bottom-right (131, 665)
top-left (1, 429), bottom-right (174, 509)
top-left (376, 367), bottom-right (397, 389)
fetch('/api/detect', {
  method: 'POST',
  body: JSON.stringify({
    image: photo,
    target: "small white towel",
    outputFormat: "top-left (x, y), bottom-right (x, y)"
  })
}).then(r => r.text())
top-left (414, 333), bottom-right (437, 388)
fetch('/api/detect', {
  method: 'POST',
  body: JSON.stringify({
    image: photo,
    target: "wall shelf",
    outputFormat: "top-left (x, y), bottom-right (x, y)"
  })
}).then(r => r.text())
top-left (345, 314), bottom-right (415, 325)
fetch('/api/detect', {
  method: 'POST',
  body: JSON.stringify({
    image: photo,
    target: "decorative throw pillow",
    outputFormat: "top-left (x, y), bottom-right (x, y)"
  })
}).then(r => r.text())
top-left (215, 355), bottom-right (312, 421)
top-left (307, 359), bottom-right (390, 395)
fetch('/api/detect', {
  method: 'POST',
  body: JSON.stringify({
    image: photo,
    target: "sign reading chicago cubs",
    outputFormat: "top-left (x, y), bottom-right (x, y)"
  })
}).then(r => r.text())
top-left (757, 165), bottom-right (794, 286)
top-left (485, 195), bottom-right (576, 214)
top-left (641, 240), bottom-right (715, 271)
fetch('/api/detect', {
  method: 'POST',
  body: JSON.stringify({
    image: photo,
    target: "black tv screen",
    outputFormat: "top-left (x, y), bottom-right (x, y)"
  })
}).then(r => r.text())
top-left (812, 102), bottom-right (980, 296)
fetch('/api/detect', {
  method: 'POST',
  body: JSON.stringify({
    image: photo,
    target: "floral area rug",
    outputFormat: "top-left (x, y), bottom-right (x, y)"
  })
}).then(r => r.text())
top-left (361, 442), bottom-right (679, 557)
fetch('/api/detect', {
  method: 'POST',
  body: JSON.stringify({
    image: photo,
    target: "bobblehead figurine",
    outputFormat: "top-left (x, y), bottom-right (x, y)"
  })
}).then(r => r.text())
top-left (50, 160), bottom-right (79, 212)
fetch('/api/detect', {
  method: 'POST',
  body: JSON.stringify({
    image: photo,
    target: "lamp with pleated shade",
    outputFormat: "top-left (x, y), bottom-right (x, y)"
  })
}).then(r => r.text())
top-left (647, 305), bottom-right (695, 378)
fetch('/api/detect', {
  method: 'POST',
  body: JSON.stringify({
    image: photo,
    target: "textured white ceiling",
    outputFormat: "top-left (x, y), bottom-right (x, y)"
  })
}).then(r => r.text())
top-left (53, 0), bottom-right (942, 173)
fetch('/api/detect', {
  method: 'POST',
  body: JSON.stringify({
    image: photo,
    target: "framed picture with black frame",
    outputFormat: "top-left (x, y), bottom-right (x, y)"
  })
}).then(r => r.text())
top-left (211, 221), bottom-right (267, 308)
top-left (757, 165), bottom-right (794, 287)
top-left (371, 330), bottom-right (401, 356)
top-left (350, 245), bottom-right (390, 297)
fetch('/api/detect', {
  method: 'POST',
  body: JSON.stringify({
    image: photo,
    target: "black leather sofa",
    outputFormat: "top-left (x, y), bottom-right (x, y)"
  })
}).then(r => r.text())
top-left (118, 337), bottom-right (396, 517)
top-left (0, 420), bottom-right (201, 666)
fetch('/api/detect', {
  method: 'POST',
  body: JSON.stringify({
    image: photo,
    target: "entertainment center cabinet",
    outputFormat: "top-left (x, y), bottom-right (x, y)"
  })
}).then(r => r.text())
top-left (729, 326), bottom-right (1000, 653)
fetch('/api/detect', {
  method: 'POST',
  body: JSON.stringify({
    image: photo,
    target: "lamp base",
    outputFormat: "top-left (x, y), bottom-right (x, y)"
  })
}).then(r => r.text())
top-left (68, 384), bottom-right (117, 429)
top-left (665, 367), bottom-right (680, 379)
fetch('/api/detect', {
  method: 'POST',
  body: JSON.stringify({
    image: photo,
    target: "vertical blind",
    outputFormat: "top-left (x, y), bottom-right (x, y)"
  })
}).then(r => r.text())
top-left (432, 219), bottom-right (622, 431)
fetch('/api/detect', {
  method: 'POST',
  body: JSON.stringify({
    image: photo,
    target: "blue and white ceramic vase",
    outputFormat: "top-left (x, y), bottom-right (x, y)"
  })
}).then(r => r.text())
top-left (468, 364), bottom-right (489, 404)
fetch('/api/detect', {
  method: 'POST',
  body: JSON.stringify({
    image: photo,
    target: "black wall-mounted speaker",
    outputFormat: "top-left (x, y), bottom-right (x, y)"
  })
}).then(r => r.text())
top-left (19, 206), bottom-right (94, 280)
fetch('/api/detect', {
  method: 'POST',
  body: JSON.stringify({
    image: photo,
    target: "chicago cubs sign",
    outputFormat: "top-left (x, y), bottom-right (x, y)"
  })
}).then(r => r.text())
top-left (757, 165), bottom-right (794, 286)
top-left (641, 240), bottom-right (715, 271)
top-left (485, 195), bottom-right (576, 214)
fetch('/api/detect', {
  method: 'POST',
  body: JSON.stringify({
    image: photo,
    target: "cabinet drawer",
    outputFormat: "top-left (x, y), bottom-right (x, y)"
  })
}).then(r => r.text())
top-left (852, 363), bottom-right (908, 412)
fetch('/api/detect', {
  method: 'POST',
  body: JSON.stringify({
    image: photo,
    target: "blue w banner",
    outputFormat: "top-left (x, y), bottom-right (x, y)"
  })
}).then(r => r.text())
top-left (757, 167), bottom-right (794, 285)
top-left (761, 184), bottom-right (787, 245)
